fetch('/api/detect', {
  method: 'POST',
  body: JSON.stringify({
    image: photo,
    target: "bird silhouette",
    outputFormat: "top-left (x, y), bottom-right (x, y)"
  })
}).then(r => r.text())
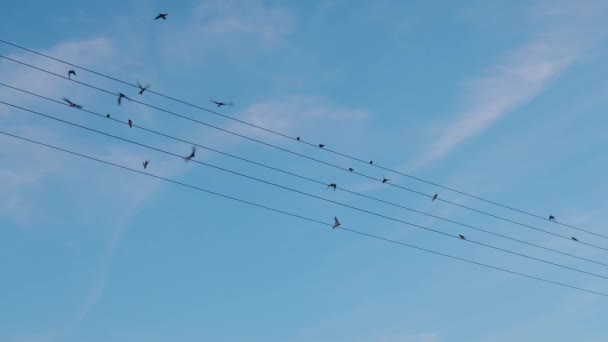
top-left (459, 234), bottom-right (466, 240)
top-left (549, 215), bottom-right (555, 222)
top-left (68, 70), bottom-right (77, 79)
top-left (137, 82), bottom-right (151, 95)
top-left (62, 98), bottom-right (82, 109)
top-left (155, 13), bottom-right (168, 20)
top-left (128, 119), bottom-right (133, 128)
top-left (117, 93), bottom-right (129, 106)
top-left (333, 216), bottom-right (341, 229)
top-left (369, 160), bottom-right (373, 165)
top-left (211, 99), bottom-right (232, 108)
top-left (184, 146), bottom-right (196, 162)
top-left (296, 137), bottom-right (300, 141)
top-left (319, 144), bottom-right (325, 148)
top-left (327, 183), bottom-right (337, 191)
top-left (571, 237), bottom-right (579, 242)
top-left (348, 168), bottom-right (354, 172)
top-left (106, 114), bottom-right (110, 118)
top-left (432, 194), bottom-right (438, 201)
top-left (382, 176), bottom-right (390, 184)
top-left (143, 160), bottom-right (149, 169)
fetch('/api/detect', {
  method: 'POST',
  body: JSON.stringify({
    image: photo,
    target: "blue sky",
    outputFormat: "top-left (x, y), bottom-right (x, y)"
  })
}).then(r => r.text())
top-left (1, 0), bottom-right (608, 341)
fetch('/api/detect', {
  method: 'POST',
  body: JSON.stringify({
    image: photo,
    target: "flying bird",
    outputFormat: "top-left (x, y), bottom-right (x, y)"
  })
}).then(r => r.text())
top-left (68, 70), bottom-right (77, 79)
top-left (333, 216), bottom-right (341, 229)
top-left (319, 144), bottom-right (325, 148)
top-left (327, 183), bottom-right (337, 191)
top-left (549, 215), bottom-right (555, 222)
top-left (128, 119), bottom-right (133, 128)
top-left (184, 146), bottom-right (196, 162)
top-left (137, 82), bottom-right (151, 95)
top-left (143, 160), bottom-right (149, 169)
top-left (432, 194), bottom-right (438, 201)
top-left (348, 168), bottom-right (354, 172)
top-left (369, 160), bottom-right (373, 165)
top-left (211, 99), bottom-right (233, 108)
top-left (155, 13), bottom-right (168, 20)
top-left (459, 234), bottom-right (466, 240)
top-left (571, 237), bottom-right (579, 242)
top-left (117, 93), bottom-right (130, 106)
top-left (382, 176), bottom-right (390, 184)
top-left (62, 98), bottom-right (82, 109)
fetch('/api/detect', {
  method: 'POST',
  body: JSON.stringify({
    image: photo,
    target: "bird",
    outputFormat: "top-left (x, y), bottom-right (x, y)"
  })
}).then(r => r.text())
top-left (106, 114), bottom-right (110, 118)
top-left (369, 160), bottom-right (373, 165)
top-left (143, 160), bottom-right (149, 169)
top-left (333, 216), bottom-right (341, 229)
top-left (459, 234), bottom-right (466, 240)
top-left (348, 168), bottom-right (354, 172)
top-left (128, 119), bottom-right (133, 128)
top-left (68, 70), bottom-right (77, 79)
top-left (296, 137), bottom-right (300, 141)
top-left (155, 13), bottom-right (168, 20)
top-left (549, 215), bottom-right (556, 222)
top-left (432, 194), bottom-right (438, 201)
top-left (117, 93), bottom-right (129, 106)
top-left (382, 176), bottom-right (390, 184)
top-left (327, 183), bottom-right (337, 191)
top-left (319, 144), bottom-right (325, 148)
top-left (137, 82), bottom-right (151, 95)
top-left (211, 99), bottom-right (233, 108)
top-left (184, 146), bottom-right (196, 162)
top-left (62, 98), bottom-right (82, 109)
top-left (571, 237), bottom-right (579, 242)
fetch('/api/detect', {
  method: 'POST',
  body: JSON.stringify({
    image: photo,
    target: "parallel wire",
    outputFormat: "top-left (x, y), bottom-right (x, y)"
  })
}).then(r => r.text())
top-left (1, 129), bottom-right (607, 297)
top-left (3, 81), bottom-right (608, 269)
top-left (1, 55), bottom-right (605, 246)
top-left (0, 38), bottom-right (603, 239)
top-left (3, 99), bottom-right (608, 282)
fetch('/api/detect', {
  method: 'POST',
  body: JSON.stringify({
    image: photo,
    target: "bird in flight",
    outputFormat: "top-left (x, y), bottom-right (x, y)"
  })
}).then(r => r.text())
top-left (117, 93), bottom-right (130, 106)
top-left (459, 234), bottom-right (466, 240)
top-left (327, 183), bottom-right (337, 191)
top-left (348, 168), bottom-right (354, 172)
top-left (68, 70), bottom-right (77, 79)
top-left (62, 98), bottom-right (82, 109)
top-left (432, 194), bottom-right (438, 201)
top-left (333, 217), bottom-right (341, 229)
top-left (128, 119), bottom-right (133, 128)
top-left (382, 176), bottom-right (390, 184)
top-left (184, 146), bottom-right (196, 162)
top-left (571, 237), bottom-right (579, 242)
top-left (319, 144), bottom-right (325, 148)
top-left (549, 215), bottom-right (555, 222)
top-left (137, 82), bottom-right (151, 95)
top-left (143, 160), bottom-right (149, 169)
top-left (155, 13), bottom-right (168, 20)
top-left (211, 99), bottom-right (233, 108)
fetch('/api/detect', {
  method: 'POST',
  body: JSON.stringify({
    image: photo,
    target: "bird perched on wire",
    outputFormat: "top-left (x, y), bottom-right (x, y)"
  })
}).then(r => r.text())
top-left (333, 217), bottom-right (341, 229)
top-left (137, 82), bottom-right (151, 95)
top-left (117, 93), bottom-right (130, 106)
top-left (319, 144), bottom-right (325, 148)
top-left (571, 237), bottom-right (579, 242)
top-left (549, 215), bottom-right (556, 222)
top-left (459, 234), bottom-right (466, 240)
top-left (106, 114), bottom-right (111, 118)
top-left (382, 176), bottom-right (390, 184)
top-left (432, 194), bottom-right (438, 201)
top-left (369, 160), bottom-right (373, 165)
top-left (184, 146), bottom-right (196, 162)
top-left (296, 137), bottom-right (300, 141)
top-left (68, 70), bottom-right (77, 79)
top-left (327, 183), bottom-right (337, 191)
top-left (348, 168), bottom-right (354, 172)
top-left (143, 160), bottom-right (149, 169)
top-left (128, 119), bottom-right (133, 128)
top-left (211, 99), bottom-right (232, 108)
top-left (155, 13), bottom-right (168, 20)
top-left (62, 98), bottom-right (82, 109)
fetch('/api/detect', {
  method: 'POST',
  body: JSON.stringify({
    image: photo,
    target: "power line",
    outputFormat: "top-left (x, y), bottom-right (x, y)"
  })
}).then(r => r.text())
top-left (2, 55), bottom-right (605, 246)
top-left (1, 129), bottom-right (607, 298)
top-left (3, 81), bottom-right (608, 269)
top-left (0, 38), bottom-right (602, 240)
top-left (3, 99), bottom-right (608, 282)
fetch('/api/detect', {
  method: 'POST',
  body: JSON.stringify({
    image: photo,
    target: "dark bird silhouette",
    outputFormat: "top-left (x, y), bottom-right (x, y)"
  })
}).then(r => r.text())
top-left (319, 144), bottom-right (325, 148)
top-left (155, 13), bottom-right (168, 20)
top-left (432, 194), bottom-right (438, 201)
top-left (369, 160), bottom-right (373, 165)
top-left (333, 216), bottom-right (341, 229)
top-left (571, 237), bottom-right (579, 242)
top-left (296, 137), bottom-right (300, 141)
top-left (459, 234), bottom-right (466, 240)
top-left (62, 98), bottom-right (82, 109)
top-left (117, 93), bottom-right (129, 106)
top-left (327, 183), bottom-right (337, 191)
top-left (549, 215), bottom-right (555, 222)
top-left (137, 82), bottom-right (151, 95)
top-left (382, 176), bottom-right (390, 184)
top-left (143, 160), bottom-right (149, 169)
top-left (68, 70), bottom-right (76, 79)
top-left (211, 99), bottom-right (233, 108)
top-left (184, 146), bottom-right (196, 162)
top-left (128, 119), bottom-right (133, 128)
top-left (106, 114), bottom-right (110, 118)
top-left (348, 168), bottom-right (354, 172)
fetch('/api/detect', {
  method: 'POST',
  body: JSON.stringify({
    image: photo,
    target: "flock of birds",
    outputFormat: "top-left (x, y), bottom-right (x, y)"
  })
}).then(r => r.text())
top-left (59, 12), bottom-right (580, 242)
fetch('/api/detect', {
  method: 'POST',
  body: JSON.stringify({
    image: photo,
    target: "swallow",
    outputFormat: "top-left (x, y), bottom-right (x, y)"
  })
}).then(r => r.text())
top-left (571, 237), bottom-right (579, 242)
top-left (369, 160), bottom-right (373, 165)
top-left (211, 99), bottom-right (233, 108)
top-left (184, 146), bottom-right (196, 162)
top-left (117, 93), bottom-right (130, 106)
top-left (106, 114), bottom-right (110, 118)
top-left (62, 98), bottom-right (82, 109)
top-left (549, 215), bottom-right (555, 222)
top-left (68, 70), bottom-right (77, 79)
top-left (319, 144), bottom-right (325, 148)
top-left (143, 160), bottom-right (149, 169)
top-left (459, 234), bottom-right (466, 240)
top-left (137, 82), bottom-right (151, 95)
top-left (333, 216), bottom-right (341, 229)
top-left (327, 183), bottom-right (337, 191)
top-left (155, 13), bottom-right (168, 20)
top-left (432, 194), bottom-right (438, 201)
top-left (128, 119), bottom-right (133, 128)
top-left (348, 168), bottom-right (354, 172)
top-left (382, 176), bottom-right (390, 184)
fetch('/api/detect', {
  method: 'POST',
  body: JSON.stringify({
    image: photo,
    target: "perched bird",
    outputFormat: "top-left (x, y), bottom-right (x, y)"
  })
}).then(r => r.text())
top-left (62, 98), bottom-right (82, 109)
top-left (549, 215), bottom-right (556, 222)
top-left (327, 183), bottom-right (337, 191)
top-left (143, 160), bottom-right (149, 169)
top-left (155, 13), bottom-right (168, 20)
top-left (137, 82), bottom-right (151, 95)
top-left (68, 70), bottom-right (77, 79)
top-left (211, 99), bottom-right (233, 108)
top-left (117, 93), bottom-right (129, 106)
top-left (128, 119), bottom-right (133, 128)
top-left (369, 160), bottom-right (373, 165)
top-left (459, 234), bottom-right (466, 240)
top-left (571, 237), bottom-right (579, 242)
top-left (348, 168), bottom-right (354, 172)
top-left (333, 216), bottom-right (341, 229)
top-left (106, 114), bottom-right (110, 118)
top-left (184, 146), bottom-right (196, 162)
top-left (296, 137), bottom-right (300, 141)
top-left (382, 176), bottom-right (390, 184)
top-left (432, 194), bottom-right (438, 201)
top-left (319, 144), bottom-right (325, 148)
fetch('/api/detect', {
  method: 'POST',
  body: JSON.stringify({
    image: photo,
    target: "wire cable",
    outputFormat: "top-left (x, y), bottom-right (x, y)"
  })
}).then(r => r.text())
top-left (1, 129), bottom-right (607, 297)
